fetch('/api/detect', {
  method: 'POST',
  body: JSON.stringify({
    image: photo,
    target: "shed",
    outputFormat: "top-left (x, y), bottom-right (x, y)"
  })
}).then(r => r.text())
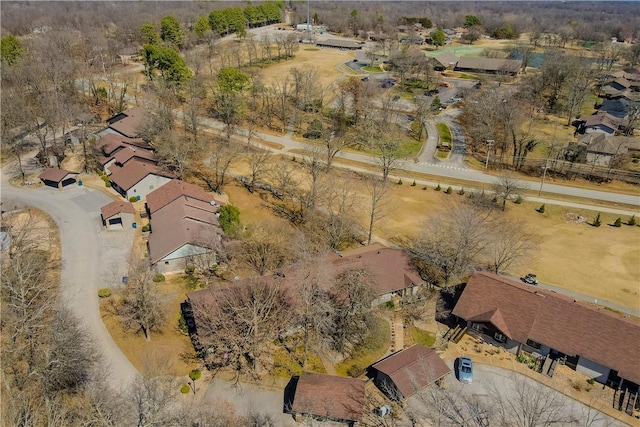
top-left (100, 201), bottom-right (136, 230)
top-left (371, 344), bottom-right (451, 400)
top-left (38, 168), bottom-right (79, 189)
top-left (289, 372), bottom-right (366, 424)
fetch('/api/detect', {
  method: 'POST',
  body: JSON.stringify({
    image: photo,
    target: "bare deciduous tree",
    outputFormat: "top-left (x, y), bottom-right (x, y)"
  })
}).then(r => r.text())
top-left (364, 176), bottom-right (391, 245)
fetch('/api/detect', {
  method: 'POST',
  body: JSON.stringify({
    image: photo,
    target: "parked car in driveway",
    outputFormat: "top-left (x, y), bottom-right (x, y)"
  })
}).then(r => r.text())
top-left (521, 273), bottom-right (539, 285)
top-left (458, 356), bottom-right (473, 383)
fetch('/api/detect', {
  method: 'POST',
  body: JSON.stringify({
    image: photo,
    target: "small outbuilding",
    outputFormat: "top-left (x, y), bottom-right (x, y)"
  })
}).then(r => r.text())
top-left (288, 372), bottom-right (366, 424)
top-left (101, 201), bottom-right (136, 230)
top-left (38, 168), bottom-right (79, 189)
top-left (370, 344), bottom-right (451, 400)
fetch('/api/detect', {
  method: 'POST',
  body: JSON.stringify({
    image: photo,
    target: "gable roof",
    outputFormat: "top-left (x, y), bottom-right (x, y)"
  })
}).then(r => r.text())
top-left (371, 344), bottom-right (451, 398)
top-left (112, 145), bottom-right (156, 166)
top-left (452, 272), bottom-right (640, 385)
top-left (38, 168), bottom-right (78, 183)
top-left (455, 56), bottom-right (522, 73)
top-left (96, 133), bottom-right (152, 155)
top-left (147, 195), bottom-right (222, 264)
top-left (292, 373), bottom-right (366, 422)
top-left (432, 51), bottom-right (459, 68)
top-left (107, 107), bottom-right (148, 138)
top-left (108, 161), bottom-right (173, 191)
top-left (100, 201), bottom-right (136, 220)
top-left (584, 112), bottom-right (625, 132)
top-left (146, 179), bottom-right (224, 214)
top-left (329, 244), bottom-right (423, 296)
top-left (577, 133), bottom-right (637, 155)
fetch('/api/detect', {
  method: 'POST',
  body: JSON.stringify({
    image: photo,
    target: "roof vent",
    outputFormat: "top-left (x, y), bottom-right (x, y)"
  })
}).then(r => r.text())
top-left (210, 201), bottom-right (216, 206)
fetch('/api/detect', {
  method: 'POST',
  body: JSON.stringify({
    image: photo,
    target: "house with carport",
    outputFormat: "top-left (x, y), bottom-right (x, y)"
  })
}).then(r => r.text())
top-left (452, 271), bottom-right (640, 410)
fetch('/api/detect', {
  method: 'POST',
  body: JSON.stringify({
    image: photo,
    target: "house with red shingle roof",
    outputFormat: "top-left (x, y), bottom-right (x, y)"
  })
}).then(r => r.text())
top-left (330, 243), bottom-right (424, 306)
top-left (106, 106), bottom-right (148, 138)
top-left (452, 272), bottom-right (640, 390)
top-left (108, 161), bottom-right (174, 200)
top-left (145, 180), bottom-right (224, 273)
top-left (370, 344), bottom-right (450, 400)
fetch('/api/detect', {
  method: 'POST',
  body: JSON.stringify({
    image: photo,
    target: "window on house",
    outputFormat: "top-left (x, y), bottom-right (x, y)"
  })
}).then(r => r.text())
top-left (526, 339), bottom-right (541, 350)
top-left (471, 323), bottom-right (482, 332)
top-left (164, 261), bottom-right (169, 265)
top-left (494, 332), bottom-right (506, 343)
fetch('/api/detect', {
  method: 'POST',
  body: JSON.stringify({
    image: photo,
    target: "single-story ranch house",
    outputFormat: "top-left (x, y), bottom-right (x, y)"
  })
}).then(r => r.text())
top-left (452, 272), bottom-right (640, 392)
top-left (105, 106), bottom-right (148, 138)
top-left (108, 161), bottom-right (174, 200)
top-left (100, 200), bottom-right (136, 230)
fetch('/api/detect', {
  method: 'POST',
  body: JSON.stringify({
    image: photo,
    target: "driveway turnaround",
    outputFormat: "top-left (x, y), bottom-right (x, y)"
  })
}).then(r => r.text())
top-left (1, 173), bottom-right (138, 389)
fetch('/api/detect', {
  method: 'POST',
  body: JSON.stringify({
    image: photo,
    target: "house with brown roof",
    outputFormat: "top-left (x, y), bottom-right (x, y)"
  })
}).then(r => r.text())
top-left (452, 272), bottom-right (640, 390)
top-left (288, 372), bottom-right (366, 424)
top-left (100, 201), bottom-right (136, 230)
top-left (38, 168), bottom-right (79, 189)
top-left (106, 106), bottom-right (148, 138)
top-left (95, 133), bottom-right (156, 174)
top-left (577, 133), bottom-right (639, 166)
top-left (146, 181), bottom-right (223, 273)
top-left (370, 344), bottom-right (451, 400)
top-left (583, 111), bottom-right (627, 135)
top-left (330, 243), bottom-right (424, 306)
top-left (108, 161), bottom-right (174, 200)
top-left (454, 56), bottom-right (522, 75)
top-left (145, 179), bottom-right (226, 215)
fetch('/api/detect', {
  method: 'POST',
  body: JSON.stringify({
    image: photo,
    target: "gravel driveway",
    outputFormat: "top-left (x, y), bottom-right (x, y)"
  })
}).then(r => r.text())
top-left (1, 167), bottom-right (138, 390)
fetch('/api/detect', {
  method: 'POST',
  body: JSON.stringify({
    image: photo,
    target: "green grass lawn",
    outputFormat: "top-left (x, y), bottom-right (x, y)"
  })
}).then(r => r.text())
top-left (362, 66), bottom-right (382, 72)
top-left (436, 123), bottom-right (452, 145)
top-left (335, 317), bottom-right (390, 377)
top-left (409, 327), bottom-right (436, 347)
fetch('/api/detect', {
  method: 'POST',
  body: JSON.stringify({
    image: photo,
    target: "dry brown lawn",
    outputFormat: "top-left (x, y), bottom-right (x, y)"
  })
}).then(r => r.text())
top-left (252, 46), bottom-right (355, 88)
top-left (99, 276), bottom-right (196, 376)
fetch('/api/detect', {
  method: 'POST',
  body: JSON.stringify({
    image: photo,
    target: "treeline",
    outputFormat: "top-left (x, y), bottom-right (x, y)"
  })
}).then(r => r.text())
top-left (208, 1), bottom-right (282, 38)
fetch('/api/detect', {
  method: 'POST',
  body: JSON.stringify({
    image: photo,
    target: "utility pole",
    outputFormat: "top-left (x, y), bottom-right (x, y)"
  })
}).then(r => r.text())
top-left (538, 159), bottom-right (549, 196)
top-left (485, 140), bottom-right (494, 169)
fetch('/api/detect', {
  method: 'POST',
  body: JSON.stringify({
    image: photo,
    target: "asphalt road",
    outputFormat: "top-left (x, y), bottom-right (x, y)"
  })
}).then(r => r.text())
top-left (1, 162), bottom-right (138, 390)
top-left (405, 362), bottom-right (629, 427)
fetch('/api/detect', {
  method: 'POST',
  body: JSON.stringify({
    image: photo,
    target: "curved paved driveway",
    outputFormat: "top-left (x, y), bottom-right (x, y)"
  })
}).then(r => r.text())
top-left (1, 166), bottom-right (138, 389)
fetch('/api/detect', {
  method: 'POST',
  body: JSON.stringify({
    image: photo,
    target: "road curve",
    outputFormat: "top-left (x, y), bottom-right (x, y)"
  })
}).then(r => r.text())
top-left (1, 170), bottom-right (138, 390)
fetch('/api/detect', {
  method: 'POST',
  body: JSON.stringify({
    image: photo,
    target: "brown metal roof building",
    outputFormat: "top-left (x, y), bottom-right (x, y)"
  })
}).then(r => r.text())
top-left (146, 179), bottom-right (225, 215)
top-left (38, 168), bottom-right (79, 188)
top-left (290, 372), bottom-right (366, 423)
top-left (371, 344), bottom-right (451, 400)
top-left (453, 272), bottom-right (640, 387)
top-left (316, 39), bottom-right (364, 49)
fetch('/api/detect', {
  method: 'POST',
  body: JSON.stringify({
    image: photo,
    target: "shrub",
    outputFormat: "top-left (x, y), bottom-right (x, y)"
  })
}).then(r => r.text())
top-left (445, 186), bottom-right (453, 194)
top-left (218, 204), bottom-right (241, 235)
top-left (593, 213), bottom-right (601, 227)
top-left (458, 187), bottom-right (465, 195)
top-left (105, 180), bottom-right (111, 188)
top-left (586, 378), bottom-right (596, 385)
top-left (98, 288), bottom-right (112, 298)
top-left (130, 196), bottom-right (139, 202)
top-left (152, 273), bottom-right (165, 282)
top-left (537, 204), bottom-right (545, 213)
top-left (411, 180), bottom-right (416, 186)
top-left (628, 215), bottom-right (637, 226)
top-left (435, 184), bottom-right (441, 191)
top-left (385, 300), bottom-right (395, 310)
top-left (422, 185), bottom-right (427, 190)
top-left (189, 369), bottom-right (202, 381)
top-left (515, 195), bottom-right (523, 204)
top-left (141, 224), bottom-right (151, 232)
top-left (398, 178), bottom-right (403, 185)
top-left (614, 217), bottom-right (622, 227)
top-left (180, 384), bottom-right (191, 394)
top-left (185, 264), bottom-right (196, 275)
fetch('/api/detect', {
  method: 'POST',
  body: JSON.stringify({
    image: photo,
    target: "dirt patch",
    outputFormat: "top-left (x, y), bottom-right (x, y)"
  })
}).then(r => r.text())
top-left (99, 276), bottom-right (196, 376)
